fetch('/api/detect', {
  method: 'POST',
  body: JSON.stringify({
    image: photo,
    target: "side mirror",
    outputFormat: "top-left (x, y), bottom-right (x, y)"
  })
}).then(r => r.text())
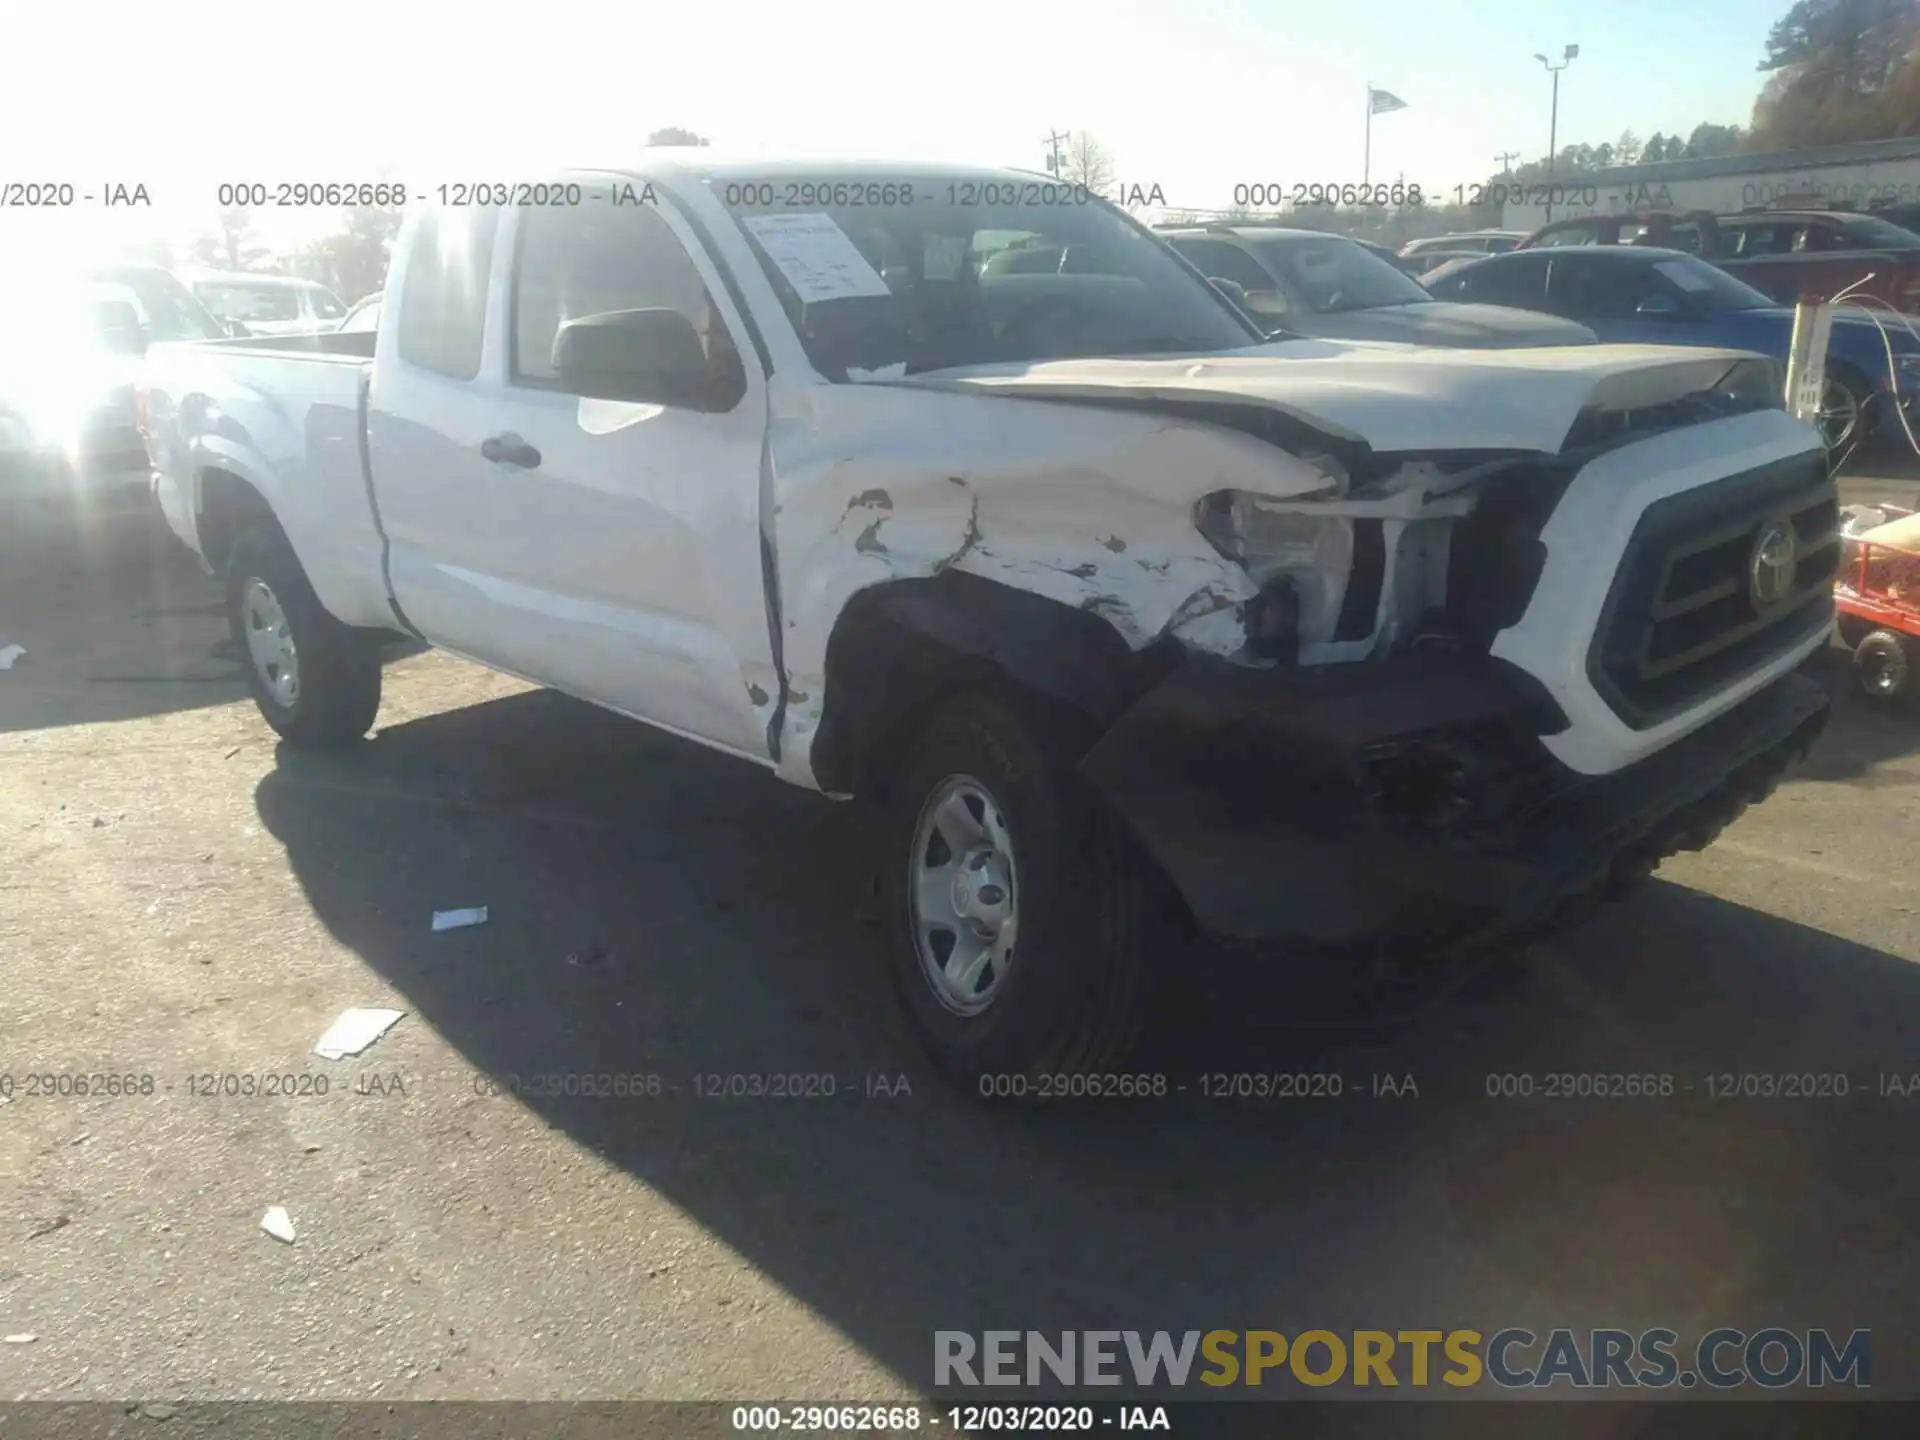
top-left (1635, 294), bottom-right (1682, 319)
top-left (224, 319), bottom-right (252, 339)
top-left (1209, 277), bottom-right (1250, 309)
top-left (554, 307), bottom-right (738, 409)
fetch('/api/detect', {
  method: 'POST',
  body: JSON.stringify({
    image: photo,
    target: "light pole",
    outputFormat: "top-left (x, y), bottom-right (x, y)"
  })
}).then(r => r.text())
top-left (1533, 44), bottom-right (1578, 222)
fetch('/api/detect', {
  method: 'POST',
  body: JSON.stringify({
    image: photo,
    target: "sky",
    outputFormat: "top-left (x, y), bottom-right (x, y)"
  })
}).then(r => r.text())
top-left (0, 0), bottom-right (1788, 265)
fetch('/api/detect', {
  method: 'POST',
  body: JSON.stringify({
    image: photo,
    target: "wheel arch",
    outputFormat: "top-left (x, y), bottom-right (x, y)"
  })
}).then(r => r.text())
top-left (196, 466), bottom-right (282, 577)
top-left (808, 571), bottom-right (1181, 799)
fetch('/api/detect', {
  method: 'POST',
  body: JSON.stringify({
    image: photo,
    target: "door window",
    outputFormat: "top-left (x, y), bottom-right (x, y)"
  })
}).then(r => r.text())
top-left (511, 193), bottom-right (742, 404)
top-left (1459, 254), bottom-right (1551, 309)
top-left (1545, 254), bottom-right (1654, 319)
top-left (397, 205), bottom-right (500, 380)
top-left (1168, 238), bottom-right (1276, 293)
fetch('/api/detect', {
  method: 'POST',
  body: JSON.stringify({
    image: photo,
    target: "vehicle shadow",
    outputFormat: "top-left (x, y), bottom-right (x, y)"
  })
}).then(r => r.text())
top-left (255, 687), bottom-right (1920, 1400)
top-left (0, 502), bottom-right (422, 734)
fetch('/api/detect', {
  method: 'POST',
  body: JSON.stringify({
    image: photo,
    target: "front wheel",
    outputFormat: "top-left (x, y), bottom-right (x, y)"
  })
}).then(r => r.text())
top-left (879, 691), bottom-right (1160, 1091)
top-left (227, 523), bottom-right (382, 748)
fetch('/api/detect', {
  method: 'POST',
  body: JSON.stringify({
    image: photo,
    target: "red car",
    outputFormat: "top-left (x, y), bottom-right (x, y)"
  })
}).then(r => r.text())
top-left (1516, 207), bottom-right (1920, 313)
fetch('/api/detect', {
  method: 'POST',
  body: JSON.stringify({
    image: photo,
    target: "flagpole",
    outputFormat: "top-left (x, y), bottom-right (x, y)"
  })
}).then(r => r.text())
top-left (1364, 85), bottom-right (1372, 186)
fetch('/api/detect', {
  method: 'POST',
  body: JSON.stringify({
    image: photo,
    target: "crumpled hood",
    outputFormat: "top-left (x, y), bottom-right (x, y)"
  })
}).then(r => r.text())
top-left (1295, 302), bottom-right (1597, 350)
top-left (899, 339), bottom-right (1775, 455)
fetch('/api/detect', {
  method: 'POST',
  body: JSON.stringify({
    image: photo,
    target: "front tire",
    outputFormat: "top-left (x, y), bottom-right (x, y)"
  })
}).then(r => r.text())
top-left (1817, 368), bottom-right (1872, 463)
top-left (879, 691), bottom-right (1159, 1091)
top-left (227, 523), bottom-right (381, 748)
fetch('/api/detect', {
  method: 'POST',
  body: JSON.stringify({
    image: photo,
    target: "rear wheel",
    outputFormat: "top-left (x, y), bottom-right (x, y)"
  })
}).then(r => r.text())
top-left (1816, 369), bottom-right (1871, 461)
top-left (1853, 628), bottom-right (1913, 707)
top-left (879, 690), bottom-right (1160, 1093)
top-left (227, 523), bottom-right (381, 748)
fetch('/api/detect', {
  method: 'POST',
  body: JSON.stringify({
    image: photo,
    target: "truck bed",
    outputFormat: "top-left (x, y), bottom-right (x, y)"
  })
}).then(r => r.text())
top-left (144, 334), bottom-right (392, 629)
top-left (186, 330), bottom-right (378, 360)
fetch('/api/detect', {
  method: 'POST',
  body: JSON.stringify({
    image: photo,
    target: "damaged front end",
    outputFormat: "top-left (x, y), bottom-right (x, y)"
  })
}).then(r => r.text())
top-left (1079, 638), bottom-right (1828, 951)
top-left (1074, 376), bottom-right (1831, 952)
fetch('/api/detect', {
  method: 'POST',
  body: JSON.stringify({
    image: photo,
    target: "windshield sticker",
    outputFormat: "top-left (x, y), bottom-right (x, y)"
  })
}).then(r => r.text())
top-left (923, 233), bottom-right (969, 281)
top-left (740, 212), bottom-right (892, 304)
top-left (1654, 260), bottom-right (1713, 292)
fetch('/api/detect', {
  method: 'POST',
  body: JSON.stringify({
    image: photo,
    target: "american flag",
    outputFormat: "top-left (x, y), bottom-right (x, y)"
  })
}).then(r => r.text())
top-left (1369, 88), bottom-right (1408, 114)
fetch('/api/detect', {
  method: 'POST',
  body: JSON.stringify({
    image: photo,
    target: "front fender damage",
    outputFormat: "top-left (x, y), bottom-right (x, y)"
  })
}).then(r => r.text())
top-left (772, 414), bottom-right (1345, 780)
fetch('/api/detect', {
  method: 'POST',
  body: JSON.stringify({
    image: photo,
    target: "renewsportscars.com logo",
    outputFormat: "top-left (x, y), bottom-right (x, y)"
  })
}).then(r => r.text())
top-left (934, 1329), bottom-right (1871, 1390)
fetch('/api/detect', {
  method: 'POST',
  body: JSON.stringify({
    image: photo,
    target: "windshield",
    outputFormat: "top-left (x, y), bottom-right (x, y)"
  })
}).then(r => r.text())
top-left (1252, 235), bottom-right (1432, 312)
top-left (88, 266), bottom-right (225, 341)
top-left (198, 282), bottom-right (302, 324)
top-left (1650, 254), bottom-right (1776, 312)
top-left (1843, 215), bottom-right (1920, 249)
top-left (716, 178), bottom-right (1260, 378)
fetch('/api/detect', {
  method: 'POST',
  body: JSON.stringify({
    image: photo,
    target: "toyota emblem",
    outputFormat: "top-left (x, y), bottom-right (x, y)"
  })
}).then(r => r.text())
top-left (1748, 520), bottom-right (1798, 609)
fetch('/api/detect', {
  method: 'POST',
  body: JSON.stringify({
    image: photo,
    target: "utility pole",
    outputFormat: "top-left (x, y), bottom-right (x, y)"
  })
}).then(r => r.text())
top-left (1533, 45), bottom-right (1579, 222)
top-left (1496, 150), bottom-right (1520, 175)
top-left (1044, 130), bottom-right (1069, 176)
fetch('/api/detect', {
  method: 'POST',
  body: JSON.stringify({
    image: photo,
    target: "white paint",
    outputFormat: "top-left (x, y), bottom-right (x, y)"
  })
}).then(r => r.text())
top-left (1491, 408), bottom-right (1829, 777)
top-left (431, 906), bottom-right (488, 931)
top-left (145, 159), bottom-right (1830, 808)
top-left (898, 342), bottom-right (1772, 457)
top-left (0, 644), bottom-right (23, 670)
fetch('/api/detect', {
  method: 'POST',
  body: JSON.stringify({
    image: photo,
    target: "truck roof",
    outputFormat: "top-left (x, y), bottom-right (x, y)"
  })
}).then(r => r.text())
top-left (1156, 225), bottom-right (1331, 240)
top-left (599, 154), bottom-right (1073, 187)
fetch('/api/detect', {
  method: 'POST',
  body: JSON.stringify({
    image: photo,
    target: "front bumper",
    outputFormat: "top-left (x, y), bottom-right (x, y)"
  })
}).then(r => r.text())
top-left (1080, 651), bottom-right (1829, 949)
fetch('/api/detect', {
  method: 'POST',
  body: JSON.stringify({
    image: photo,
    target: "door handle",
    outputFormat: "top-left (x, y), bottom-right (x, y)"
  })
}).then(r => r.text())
top-left (480, 432), bottom-right (542, 468)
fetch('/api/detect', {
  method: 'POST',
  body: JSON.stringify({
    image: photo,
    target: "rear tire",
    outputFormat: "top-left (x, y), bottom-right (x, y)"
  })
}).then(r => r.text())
top-left (227, 523), bottom-right (381, 748)
top-left (1853, 628), bottom-right (1913, 707)
top-left (879, 690), bottom-right (1160, 1095)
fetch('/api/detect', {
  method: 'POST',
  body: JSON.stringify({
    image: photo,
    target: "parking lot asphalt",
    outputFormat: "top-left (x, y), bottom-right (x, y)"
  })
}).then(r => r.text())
top-left (2, 488), bottom-right (1919, 1407)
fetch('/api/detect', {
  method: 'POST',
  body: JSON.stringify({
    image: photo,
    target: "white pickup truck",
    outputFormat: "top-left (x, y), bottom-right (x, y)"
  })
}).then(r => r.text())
top-left (143, 158), bottom-right (1839, 1085)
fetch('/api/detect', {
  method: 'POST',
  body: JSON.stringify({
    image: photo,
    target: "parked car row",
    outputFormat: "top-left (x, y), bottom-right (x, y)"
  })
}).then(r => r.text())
top-left (1420, 245), bottom-right (1920, 457)
top-left (1159, 224), bottom-right (1593, 347)
top-left (0, 262), bottom-right (374, 516)
top-left (0, 264), bottom-right (232, 514)
top-left (185, 270), bottom-right (349, 336)
top-left (1513, 205), bottom-right (1920, 314)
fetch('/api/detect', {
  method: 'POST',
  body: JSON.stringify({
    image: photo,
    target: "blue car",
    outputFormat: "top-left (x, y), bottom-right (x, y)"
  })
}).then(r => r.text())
top-left (1422, 245), bottom-right (1920, 456)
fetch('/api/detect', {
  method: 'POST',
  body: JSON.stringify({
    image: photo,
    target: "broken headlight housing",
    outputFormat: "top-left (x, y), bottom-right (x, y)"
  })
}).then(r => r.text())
top-left (1194, 490), bottom-right (1354, 647)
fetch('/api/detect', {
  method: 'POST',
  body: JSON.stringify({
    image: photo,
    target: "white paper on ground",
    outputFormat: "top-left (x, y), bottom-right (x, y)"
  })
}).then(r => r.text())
top-left (312, 1007), bottom-right (405, 1060)
top-left (432, 906), bottom-right (489, 932)
top-left (0, 645), bottom-right (24, 670)
top-left (739, 213), bottom-right (892, 304)
top-left (260, 1206), bottom-right (296, 1243)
